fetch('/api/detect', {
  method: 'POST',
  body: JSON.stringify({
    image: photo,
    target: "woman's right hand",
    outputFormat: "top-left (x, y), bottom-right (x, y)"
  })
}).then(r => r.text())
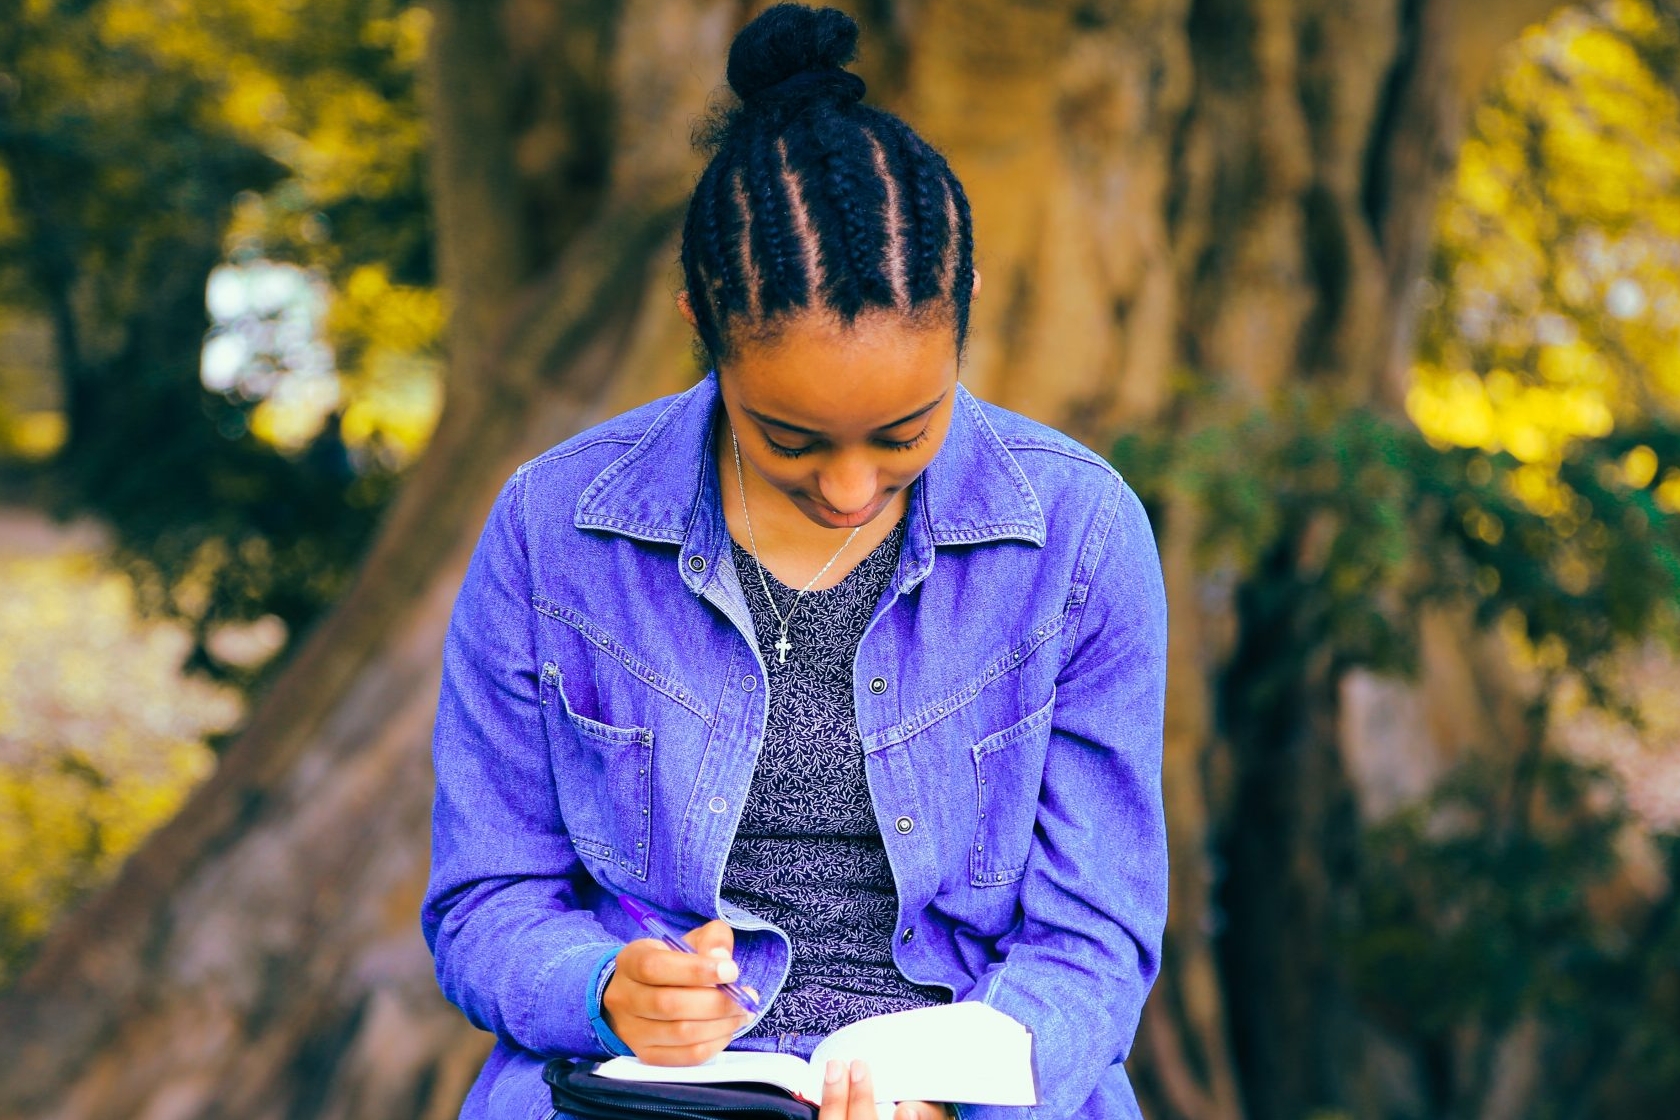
top-left (600, 918), bottom-right (755, 1065)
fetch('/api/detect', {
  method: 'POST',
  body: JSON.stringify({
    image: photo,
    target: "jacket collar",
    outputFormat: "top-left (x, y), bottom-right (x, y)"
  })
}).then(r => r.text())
top-left (574, 370), bottom-right (1044, 591)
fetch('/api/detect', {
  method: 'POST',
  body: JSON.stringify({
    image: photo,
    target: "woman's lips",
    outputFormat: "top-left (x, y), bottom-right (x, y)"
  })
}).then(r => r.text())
top-left (805, 495), bottom-right (886, 528)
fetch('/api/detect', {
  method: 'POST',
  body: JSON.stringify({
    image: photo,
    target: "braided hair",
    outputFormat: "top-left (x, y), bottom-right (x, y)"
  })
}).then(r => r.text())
top-left (681, 3), bottom-right (975, 370)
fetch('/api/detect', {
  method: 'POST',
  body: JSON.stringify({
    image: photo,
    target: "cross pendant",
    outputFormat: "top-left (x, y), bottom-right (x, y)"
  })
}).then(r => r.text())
top-left (774, 634), bottom-right (792, 664)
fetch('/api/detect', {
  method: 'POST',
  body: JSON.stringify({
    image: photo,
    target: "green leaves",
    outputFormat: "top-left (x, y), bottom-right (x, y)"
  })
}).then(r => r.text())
top-left (1112, 393), bottom-right (1680, 687)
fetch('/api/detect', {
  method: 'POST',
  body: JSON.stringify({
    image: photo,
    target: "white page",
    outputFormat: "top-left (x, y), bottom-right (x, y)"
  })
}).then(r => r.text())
top-left (596, 1003), bottom-right (1035, 1109)
top-left (809, 1002), bottom-right (1036, 1107)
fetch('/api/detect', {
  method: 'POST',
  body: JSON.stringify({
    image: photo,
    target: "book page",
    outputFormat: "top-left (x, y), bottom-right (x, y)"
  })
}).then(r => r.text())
top-left (594, 1050), bottom-right (822, 1102)
top-left (809, 1002), bottom-right (1036, 1107)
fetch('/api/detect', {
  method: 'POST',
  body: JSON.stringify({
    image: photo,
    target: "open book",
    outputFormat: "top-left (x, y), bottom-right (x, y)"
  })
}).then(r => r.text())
top-left (594, 1001), bottom-right (1036, 1109)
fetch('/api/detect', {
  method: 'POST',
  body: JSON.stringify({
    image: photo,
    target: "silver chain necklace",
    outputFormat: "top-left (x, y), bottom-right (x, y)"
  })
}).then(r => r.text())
top-left (731, 427), bottom-right (863, 664)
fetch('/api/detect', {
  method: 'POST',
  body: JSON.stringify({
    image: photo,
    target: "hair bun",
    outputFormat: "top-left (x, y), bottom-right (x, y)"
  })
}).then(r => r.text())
top-left (727, 3), bottom-right (865, 108)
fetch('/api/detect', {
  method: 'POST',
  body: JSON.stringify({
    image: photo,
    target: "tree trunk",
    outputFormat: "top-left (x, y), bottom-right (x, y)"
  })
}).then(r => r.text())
top-left (0, 2), bottom-right (1569, 1118)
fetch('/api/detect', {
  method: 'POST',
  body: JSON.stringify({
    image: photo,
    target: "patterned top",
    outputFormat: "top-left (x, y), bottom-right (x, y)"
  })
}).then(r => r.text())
top-left (723, 511), bottom-right (949, 1043)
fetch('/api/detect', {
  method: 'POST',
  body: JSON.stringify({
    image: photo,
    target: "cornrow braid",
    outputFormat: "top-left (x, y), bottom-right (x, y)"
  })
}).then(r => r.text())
top-left (945, 169), bottom-right (977, 345)
top-left (728, 167), bottom-right (765, 321)
top-left (778, 115), bottom-right (857, 317)
top-left (680, 3), bottom-right (976, 368)
top-left (741, 124), bottom-right (805, 317)
top-left (886, 124), bottom-right (951, 309)
top-left (863, 124), bottom-right (911, 313)
top-left (811, 112), bottom-right (894, 319)
top-left (680, 158), bottom-right (730, 362)
top-left (775, 135), bottom-right (826, 303)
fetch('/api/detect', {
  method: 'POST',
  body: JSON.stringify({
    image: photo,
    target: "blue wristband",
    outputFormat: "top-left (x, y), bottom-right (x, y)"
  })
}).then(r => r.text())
top-left (586, 948), bottom-right (635, 1057)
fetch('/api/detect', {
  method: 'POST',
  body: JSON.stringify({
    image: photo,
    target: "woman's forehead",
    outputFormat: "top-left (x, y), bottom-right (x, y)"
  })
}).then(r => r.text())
top-left (726, 313), bottom-right (958, 431)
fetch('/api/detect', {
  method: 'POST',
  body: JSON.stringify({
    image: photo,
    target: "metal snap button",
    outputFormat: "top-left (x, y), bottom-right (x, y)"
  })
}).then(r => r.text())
top-left (708, 796), bottom-right (728, 813)
top-left (901, 927), bottom-right (915, 945)
top-left (688, 555), bottom-right (706, 573)
top-left (869, 676), bottom-right (887, 694)
top-left (742, 676), bottom-right (756, 692)
top-left (895, 815), bottom-right (914, 834)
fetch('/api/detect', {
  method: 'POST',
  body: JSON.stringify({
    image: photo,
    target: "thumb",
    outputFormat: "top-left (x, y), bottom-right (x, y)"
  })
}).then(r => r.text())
top-left (684, 918), bottom-right (736, 960)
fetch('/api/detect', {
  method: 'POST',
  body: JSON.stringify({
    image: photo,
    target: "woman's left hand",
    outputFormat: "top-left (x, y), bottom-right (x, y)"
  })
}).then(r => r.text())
top-left (818, 1058), bottom-right (953, 1120)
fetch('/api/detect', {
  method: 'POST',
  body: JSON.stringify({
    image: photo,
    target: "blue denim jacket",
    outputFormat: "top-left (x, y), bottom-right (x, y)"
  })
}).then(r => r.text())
top-left (421, 370), bottom-right (1168, 1120)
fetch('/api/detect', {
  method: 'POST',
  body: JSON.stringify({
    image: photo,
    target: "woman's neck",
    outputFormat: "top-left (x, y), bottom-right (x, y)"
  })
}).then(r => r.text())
top-left (712, 413), bottom-right (909, 592)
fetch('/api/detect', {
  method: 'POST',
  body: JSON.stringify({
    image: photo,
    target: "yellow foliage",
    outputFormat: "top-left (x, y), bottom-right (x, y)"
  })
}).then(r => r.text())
top-left (1508, 462), bottom-right (1569, 519)
top-left (1658, 469), bottom-right (1680, 514)
top-left (1408, 362), bottom-right (1615, 465)
top-left (0, 165), bottom-right (19, 244)
top-left (366, 7), bottom-right (431, 69)
top-left (338, 351), bottom-right (444, 466)
top-left (1, 412), bottom-right (67, 460)
top-left (336, 263), bottom-right (448, 354)
top-left (225, 261), bottom-right (445, 461)
top-left (221, 62), bottom-right (292, 136)
top-left (1623, 445), bottom-right (1660, 489)
top-left (0, 548), bottom-right (238, 983)
top-left (247, 373), bottom-right (343, 453)
top-left (96, 0), bottom-right (430, 209)
top-left (0, 744), bottom-right (209, 948)
top-left (93, 0), bottom-right (444, 463)
top-left (327, 263), bottom-right (447, 466)
top-left (1407, 2), bottom-right (1680, 519)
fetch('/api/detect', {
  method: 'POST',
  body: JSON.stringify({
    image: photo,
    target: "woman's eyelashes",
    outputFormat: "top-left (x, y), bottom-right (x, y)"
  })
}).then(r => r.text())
top-left (763, 428), bottom-right (932, 458)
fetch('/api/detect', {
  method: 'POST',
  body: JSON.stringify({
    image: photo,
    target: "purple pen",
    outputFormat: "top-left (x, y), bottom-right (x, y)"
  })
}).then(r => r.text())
top-left (617, 894), bottom-right (762, 1014)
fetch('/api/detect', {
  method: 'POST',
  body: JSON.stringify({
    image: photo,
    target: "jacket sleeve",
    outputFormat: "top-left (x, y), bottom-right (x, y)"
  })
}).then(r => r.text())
top-left (959, 476), bottom-right (1169, 1119)
top-left (420, 468), bottom-right (625, 1058)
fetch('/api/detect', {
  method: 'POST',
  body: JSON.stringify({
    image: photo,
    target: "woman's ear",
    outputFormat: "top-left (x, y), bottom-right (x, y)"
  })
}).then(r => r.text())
top-left (971, 269), bottom-right (982, 302)
top-left (676, 289), bottom-right (698, 327)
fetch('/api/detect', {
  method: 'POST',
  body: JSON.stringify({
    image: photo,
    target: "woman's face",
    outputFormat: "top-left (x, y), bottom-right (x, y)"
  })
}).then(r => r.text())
top-left (716, 309), bottom-right (961, 530)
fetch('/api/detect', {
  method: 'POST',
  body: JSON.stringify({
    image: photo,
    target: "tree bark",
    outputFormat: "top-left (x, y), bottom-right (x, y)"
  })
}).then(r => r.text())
top-left (0, 1), bottom-right (1570, 1118)
top-left (0, 2), bottom-right (724, 1116)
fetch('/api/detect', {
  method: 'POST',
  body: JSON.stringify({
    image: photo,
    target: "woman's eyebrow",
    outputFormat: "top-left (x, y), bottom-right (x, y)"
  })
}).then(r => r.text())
top-left (744, 393), bottom-right (947, 436)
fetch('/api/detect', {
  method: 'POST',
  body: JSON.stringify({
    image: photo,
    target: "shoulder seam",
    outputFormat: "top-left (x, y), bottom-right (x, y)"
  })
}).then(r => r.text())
top-left (523, 434), bottom-right (643, 473)
top-left (997, 437), bottom-right (1120, 474)
top-left (1058, 471), bottom-right (1125, 670)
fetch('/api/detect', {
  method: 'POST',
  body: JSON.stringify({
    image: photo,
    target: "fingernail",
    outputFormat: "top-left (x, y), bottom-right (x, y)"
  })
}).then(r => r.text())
top-left (716, 959), bottom-right (740, 982)
top-left (825, 1059), bottom-right (842, 1084)
top-left (850, 1060), bottom-right (866, 1083)
top-left (707, 947), bottom-right (728, 959)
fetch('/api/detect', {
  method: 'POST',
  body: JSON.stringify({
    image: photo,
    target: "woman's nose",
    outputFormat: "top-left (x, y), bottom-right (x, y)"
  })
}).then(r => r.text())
top-left (817, 454), bottom-right (877, 515)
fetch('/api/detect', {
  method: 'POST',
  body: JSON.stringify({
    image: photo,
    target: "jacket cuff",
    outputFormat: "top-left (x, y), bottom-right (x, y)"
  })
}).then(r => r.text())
top-left (524, 940), bottom-right (626, 1056)
top-left (587, 950), bottom-right (636, 1057)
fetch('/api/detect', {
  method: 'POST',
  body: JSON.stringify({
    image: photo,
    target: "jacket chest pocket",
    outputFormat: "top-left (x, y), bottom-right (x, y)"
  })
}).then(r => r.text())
top-left (969, 691), bottom-right (1055, 887)
top-left (540, 661), bottom-right (652, 881)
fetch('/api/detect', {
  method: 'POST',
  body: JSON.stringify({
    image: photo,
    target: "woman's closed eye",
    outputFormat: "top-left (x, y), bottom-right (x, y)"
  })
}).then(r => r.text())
top-left (764, 428), bottom-right (932, 458)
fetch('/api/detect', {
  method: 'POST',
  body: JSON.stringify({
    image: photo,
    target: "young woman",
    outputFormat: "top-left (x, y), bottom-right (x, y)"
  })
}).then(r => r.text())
top-left (421, 5), bottom-right (1168, 1118)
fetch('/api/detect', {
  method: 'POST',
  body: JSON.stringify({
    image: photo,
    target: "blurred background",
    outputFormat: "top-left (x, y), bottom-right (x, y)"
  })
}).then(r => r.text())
top-left (0, 1), bottom-right (1676, 1118)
